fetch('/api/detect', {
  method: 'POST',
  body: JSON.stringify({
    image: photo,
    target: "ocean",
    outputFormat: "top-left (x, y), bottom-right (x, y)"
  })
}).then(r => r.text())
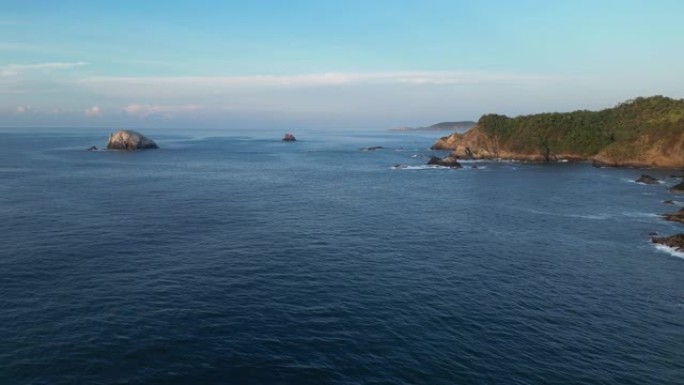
top-left (1, 128), bottom-right (683, 384)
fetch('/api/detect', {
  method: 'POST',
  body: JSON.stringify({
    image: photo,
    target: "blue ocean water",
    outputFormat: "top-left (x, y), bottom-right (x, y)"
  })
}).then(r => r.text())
top-left (1, 128), bottom-right (683, 385)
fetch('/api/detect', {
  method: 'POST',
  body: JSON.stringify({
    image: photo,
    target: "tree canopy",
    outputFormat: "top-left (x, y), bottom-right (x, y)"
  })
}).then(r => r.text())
top-left (477, 96), bottom-right (684, 156)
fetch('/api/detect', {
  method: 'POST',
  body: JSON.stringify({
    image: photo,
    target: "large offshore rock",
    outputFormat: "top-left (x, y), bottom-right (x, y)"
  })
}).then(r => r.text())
top-left (106, 130), bottom-right (158, 151)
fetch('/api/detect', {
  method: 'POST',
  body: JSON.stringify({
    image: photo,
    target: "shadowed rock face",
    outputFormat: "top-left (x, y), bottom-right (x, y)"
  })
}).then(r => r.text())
top-left (282, 133), bottom-right (297, 142)
top-left (670, 180), bottom-right (684, 193)
top-left (427, 155), bottom-right (462, 168)
top-left (636, 174), bottom-right (659, 184)
top-left (652, 233), bottom-right (684, 251)
top-left (106, 130), bottom-right (158, 151)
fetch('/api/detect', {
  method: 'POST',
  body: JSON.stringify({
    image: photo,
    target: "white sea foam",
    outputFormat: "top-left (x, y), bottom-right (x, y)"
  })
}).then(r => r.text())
top-left (568, 214), bottom-right (609, 220)
top-left (391, 165), bottom-right (455, 170)
top-left (654, 244), bottom-right (684, 259)
top-left (622, 212), bottom-right (660, 218)
top-left (626, 178), bottom-right (664, 186)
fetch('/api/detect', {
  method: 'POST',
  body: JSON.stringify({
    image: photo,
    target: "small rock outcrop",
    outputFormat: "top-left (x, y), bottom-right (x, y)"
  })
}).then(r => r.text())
top-left (427, 155), bottom-right (462, 168)
top-left (106, 130), bottom-right (158, 151)
top-left (662, 207), bottom-right (684, 225)
top-left (362, 146), bottom-right (384, 151)
top-left (87, 146), bottom-right (98, 151)
top-left (663, 200), bottom-right (675, 205)
top-left (635, 174), bottom-right (659, 184)
top-left (670, 180), bottom-right (684, 193)
top-left (652, 233), bottom-right (684, 251)
top-left (282, 133), bottom-right (297, 142)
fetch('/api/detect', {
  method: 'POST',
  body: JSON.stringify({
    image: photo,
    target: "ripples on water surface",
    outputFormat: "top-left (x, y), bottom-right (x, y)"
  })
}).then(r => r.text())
top-left (1, 129), bottom-right (683, 384)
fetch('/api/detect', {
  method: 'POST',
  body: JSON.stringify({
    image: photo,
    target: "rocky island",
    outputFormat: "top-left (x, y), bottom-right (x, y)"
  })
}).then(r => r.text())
top-left (431, 96), bottom-right (684, 169)
top-left (106, 130), bottom-right (158, 151)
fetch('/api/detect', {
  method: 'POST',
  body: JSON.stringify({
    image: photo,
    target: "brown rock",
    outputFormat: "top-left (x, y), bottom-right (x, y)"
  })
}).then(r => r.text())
top-left (662, 207), bottom-right (684, 224)
top-left (652, 233), bottom-right (684, 251)
top-left (282, 133), bottom-right (297, 142)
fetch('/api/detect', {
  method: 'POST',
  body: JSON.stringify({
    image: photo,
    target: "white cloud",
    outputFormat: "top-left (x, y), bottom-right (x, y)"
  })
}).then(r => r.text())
top-left (81, 70), bottom-right (556, 90)
top-left (74, 71), bottom-right (564, 104)
top-left (0, 61), bottom-right (87, 77)
top-left (84, 105), bottom-right (101, 117)
top-left (123, 104), bottom-right (202, 118)
top-left (15, 105), bottom-right (30, 114)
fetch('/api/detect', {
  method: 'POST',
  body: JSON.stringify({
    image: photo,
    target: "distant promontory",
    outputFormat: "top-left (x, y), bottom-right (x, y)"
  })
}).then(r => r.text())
top-left (431, 96), bottom-right (684, 169)
top-left (390, 121), bottom-right (476, 133)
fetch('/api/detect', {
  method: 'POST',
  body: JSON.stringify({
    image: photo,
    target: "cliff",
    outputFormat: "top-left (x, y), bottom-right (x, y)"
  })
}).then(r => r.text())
top-left (432, 96), bottom-right (684, 168)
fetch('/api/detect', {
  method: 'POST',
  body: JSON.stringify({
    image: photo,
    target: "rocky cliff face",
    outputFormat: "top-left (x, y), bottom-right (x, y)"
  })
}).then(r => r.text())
top-left (106, 130), bottom-right (158, 151)
top-left (432, 124), bottom-right (684, 168)
top-left (431, 126), bottom-right (581, 162)
top-left (591, 133), bottom-right (684, 168)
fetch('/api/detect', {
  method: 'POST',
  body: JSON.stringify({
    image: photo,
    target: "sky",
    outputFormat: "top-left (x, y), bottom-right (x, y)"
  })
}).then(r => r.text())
top-left (1, 0), bottom-right (684, 129)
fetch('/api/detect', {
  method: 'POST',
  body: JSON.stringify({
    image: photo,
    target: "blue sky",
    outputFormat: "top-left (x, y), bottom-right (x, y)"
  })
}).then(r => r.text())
top-left (2, 0), bottom-right (683, 129)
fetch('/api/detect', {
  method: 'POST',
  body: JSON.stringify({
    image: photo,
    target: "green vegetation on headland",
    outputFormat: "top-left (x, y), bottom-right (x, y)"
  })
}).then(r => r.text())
top-left (432, 96), bottom-right (684, 168)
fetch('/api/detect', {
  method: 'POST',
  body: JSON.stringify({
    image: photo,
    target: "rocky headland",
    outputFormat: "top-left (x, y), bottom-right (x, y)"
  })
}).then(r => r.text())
top-left (390, 121), bottom-right (476, 133)
top-left (431, 96), bottom-right (684, 169)
top-left (106, 130), bottom-right (158, 151)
